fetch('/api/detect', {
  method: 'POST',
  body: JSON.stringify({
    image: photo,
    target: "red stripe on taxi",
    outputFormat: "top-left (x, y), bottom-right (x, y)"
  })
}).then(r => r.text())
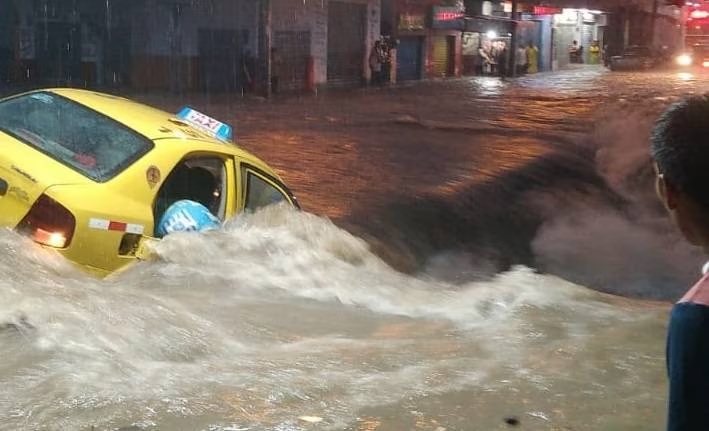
top-left (89, 218), bottom-right (144, 235)
top-left (108, 221), bottom-right (127, 232)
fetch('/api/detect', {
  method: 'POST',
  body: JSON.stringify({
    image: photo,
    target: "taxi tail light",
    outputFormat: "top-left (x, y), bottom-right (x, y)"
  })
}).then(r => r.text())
top-left (18, 195), bottom-right (76, 248)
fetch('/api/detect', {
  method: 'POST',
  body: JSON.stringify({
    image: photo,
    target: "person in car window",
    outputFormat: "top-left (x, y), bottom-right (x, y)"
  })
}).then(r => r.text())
top-left (155, 164), bottom-right (221, 236)
top-left (651, 95), bottom-right (709, 431)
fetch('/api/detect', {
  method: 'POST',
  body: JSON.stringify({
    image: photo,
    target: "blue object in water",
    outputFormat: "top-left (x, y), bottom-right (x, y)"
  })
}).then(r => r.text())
top-left (157, 200), bottom-right (221, 237)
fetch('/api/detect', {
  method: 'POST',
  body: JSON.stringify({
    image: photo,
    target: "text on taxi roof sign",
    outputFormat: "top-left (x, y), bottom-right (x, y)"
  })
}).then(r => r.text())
top-left (176, 107), bottom-right (233, 142)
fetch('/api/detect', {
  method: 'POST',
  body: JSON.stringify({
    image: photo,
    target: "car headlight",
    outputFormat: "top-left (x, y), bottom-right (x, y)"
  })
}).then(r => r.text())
top-left (676, 54), bottom-right (693, 66)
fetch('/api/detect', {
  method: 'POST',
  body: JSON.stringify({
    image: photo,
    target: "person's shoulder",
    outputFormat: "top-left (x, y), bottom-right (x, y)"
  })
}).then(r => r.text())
top-left (680, 272), bottom-right (709, 306)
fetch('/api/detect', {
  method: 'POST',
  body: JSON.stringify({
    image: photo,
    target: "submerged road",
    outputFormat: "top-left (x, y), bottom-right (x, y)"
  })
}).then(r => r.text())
top-left (143, 65), bottom-right (709, 299)
top-left (2, 66), bottom-right (706, 431)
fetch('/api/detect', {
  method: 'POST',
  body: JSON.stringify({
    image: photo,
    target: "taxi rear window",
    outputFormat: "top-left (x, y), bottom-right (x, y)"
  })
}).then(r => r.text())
top-left (0, 92), bottom-right (153, 182)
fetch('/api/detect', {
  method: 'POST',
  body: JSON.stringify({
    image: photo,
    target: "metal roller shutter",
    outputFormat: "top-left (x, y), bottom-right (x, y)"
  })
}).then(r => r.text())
top-left (431, 35), bottom-right (450, 77)
top-left (274, 31), bottom-right (310, 91)
top-left (327, 1), bottom-right (366, 85)
top-left (396, 37), bottom-right (423, 81)
top-left (581, 24), bottom-right (594, 63)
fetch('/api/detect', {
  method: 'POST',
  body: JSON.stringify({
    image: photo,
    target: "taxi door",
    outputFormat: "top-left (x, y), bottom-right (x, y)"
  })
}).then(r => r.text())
top-left (133, 153), bottom-right (237, 261)
top-left (237, 163), bottom-right (299, 213)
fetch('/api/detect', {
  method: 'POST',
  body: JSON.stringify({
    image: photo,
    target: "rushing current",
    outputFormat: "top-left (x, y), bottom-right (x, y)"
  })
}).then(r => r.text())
top-left (2, 67), bottom-right (708, 430)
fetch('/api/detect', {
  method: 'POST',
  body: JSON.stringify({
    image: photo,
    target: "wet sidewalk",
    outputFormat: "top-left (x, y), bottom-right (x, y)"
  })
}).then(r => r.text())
top-left (0, 64), bottom-right (609, 114)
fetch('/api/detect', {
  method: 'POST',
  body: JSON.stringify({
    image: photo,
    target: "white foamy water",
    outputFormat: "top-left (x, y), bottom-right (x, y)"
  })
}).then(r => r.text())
top-left (0, 206), bottom-right (669, 430)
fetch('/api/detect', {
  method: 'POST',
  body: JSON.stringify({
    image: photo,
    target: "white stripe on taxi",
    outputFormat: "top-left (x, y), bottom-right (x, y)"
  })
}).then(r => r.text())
top-left (89, 218), bottom-right (144, 235)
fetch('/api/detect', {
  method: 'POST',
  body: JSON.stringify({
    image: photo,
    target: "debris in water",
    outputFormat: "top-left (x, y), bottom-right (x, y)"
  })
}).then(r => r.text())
top-left (528, 411), bottom-right (550, 421)
top-left (298, 416), bottom-right (323, 423)
top-left (504, 416), bottom-right (520, 426)
top-left (0, 315), bottom-right (35, 336)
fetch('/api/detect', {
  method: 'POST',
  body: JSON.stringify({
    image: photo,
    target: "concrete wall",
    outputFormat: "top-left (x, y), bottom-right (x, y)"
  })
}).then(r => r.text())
top-left (133, 0), bottom-right (260, 57)
top-left (129, 0), bottom-right (260, 90)
top-left (539, 15), bottom-right (553, 72)
top-left (272, 0), bottom-right (381, 85)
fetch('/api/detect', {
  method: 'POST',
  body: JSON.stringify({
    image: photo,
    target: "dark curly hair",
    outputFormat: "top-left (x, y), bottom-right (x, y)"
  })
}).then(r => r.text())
top-left (651, 95), bottom-right (709, 210)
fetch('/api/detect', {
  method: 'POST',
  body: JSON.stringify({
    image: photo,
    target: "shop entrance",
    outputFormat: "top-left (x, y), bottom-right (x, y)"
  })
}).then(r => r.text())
top-left (199, 29), bottom-right (244, 93)
top-left (327, 1), bottom-right (366, 85)
top-left (273, 31), bottom-right (310, 91)
top-left (431, 35), bottom-right (455, 77)
top-left (396, 36), bottom-right (423, 81)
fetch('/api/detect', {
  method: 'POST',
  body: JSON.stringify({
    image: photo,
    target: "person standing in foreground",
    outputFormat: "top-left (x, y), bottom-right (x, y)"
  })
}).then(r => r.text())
top-left (652, 95), bottom-right (709, 431)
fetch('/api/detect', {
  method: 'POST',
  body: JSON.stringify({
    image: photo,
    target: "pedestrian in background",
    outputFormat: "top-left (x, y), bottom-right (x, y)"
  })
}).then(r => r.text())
top-left (651, 95), bottom-right (709, 431)
top-left (380, 36), bottom-right (395, 85)
top-left (241, 50), bottom-right (256, 94)
top-left (496, 42), bottom-right (508, 77)
top-left (569, 40), bottom-right (579, 63)
top-left (526, 42), bottom-right (539, 74)
top-left (479, 42), bottom-right (493, 75)
top-left (270, 47), bottom-right (282, 94)
top-left (515, 44), bottom-right (527, 76)
top-left (369, 40), bottom-right (383, 86)
top-left (589, 41), bottom-right (601, 65)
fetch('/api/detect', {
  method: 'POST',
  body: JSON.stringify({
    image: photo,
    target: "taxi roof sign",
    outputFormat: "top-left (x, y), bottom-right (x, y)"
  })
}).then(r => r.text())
top-left (176, 107), bottom-right (233, 142)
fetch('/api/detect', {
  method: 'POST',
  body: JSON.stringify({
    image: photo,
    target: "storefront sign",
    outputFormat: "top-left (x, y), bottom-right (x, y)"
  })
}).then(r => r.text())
top-left (431, 6), bottom-right (465, 29)
top-left (532, 6), bottom-right (562, 15)
top-left (555, 8), bottom-right (578, 24)
top-left (399, 12), bottom-right (425, 31)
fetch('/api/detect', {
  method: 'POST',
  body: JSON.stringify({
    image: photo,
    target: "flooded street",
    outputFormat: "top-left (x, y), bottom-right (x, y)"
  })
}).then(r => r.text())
top-left (2, 67), bottom-right (708, 430)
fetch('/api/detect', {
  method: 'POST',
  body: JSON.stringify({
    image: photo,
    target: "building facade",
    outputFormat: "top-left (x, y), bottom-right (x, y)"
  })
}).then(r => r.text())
top-left (272, 0), bottom-right (381, 90)
top-left (0, 0), bottom-right (686, 93)
top-left (0, 0), bottom-right (380, 93)
top-left (383, 0), bottom-right (464, 82)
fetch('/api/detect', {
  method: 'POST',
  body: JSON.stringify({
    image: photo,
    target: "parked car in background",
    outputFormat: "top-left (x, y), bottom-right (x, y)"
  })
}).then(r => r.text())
top-left (608, 45), bottom-right (662, 71)
top-left (675, 44), bottom-right (709, 71)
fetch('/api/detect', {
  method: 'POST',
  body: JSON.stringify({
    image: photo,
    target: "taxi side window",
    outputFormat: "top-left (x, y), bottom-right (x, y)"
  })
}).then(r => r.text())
top-left (154, 157), bottom-right (227, 228)
top-left (244, 171), bottom-right (288, 212)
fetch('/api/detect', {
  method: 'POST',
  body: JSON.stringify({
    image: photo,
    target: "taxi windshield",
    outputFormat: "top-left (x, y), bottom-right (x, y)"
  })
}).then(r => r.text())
top-left (0, 91), bottom-right (153, 182)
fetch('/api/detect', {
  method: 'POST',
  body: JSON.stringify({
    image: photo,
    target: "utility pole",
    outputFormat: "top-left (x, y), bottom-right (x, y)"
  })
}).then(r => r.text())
top-left (508, 0), bottom-right (518, 77)
top-left (650, 0), bottom-right (659, 47)
top-left (259, 0), bottom-right (272, 97)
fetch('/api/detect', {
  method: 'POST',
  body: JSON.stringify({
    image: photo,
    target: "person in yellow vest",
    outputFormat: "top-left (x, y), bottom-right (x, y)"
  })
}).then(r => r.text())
top-left (589, 40), bottom-right (601, 65)
top-left (526, 42), bottom-right (539, 74)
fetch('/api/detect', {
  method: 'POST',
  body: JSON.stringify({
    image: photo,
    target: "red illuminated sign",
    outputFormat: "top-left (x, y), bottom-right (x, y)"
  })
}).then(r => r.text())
top-left (688, 3), bottom-right (709, 23)
top-left (533, 5), bottom-right (562, 15)
top-left (431, 6), bottom-right (464, 29)
top-left (435, 11), bottom-right (464, 21)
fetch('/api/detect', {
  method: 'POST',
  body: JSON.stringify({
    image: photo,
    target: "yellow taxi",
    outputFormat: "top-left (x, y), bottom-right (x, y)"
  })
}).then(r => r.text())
top-left (0, 88), bottom-right (298, 276)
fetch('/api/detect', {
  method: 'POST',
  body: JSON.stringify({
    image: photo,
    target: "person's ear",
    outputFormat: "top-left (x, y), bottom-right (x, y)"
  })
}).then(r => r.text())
top-left (657, 174), bottom-right (680, 210)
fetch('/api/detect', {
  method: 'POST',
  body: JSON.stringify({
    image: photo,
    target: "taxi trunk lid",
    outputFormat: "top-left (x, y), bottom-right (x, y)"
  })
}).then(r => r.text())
top-left (0, 132), bottom-right (88, 228)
